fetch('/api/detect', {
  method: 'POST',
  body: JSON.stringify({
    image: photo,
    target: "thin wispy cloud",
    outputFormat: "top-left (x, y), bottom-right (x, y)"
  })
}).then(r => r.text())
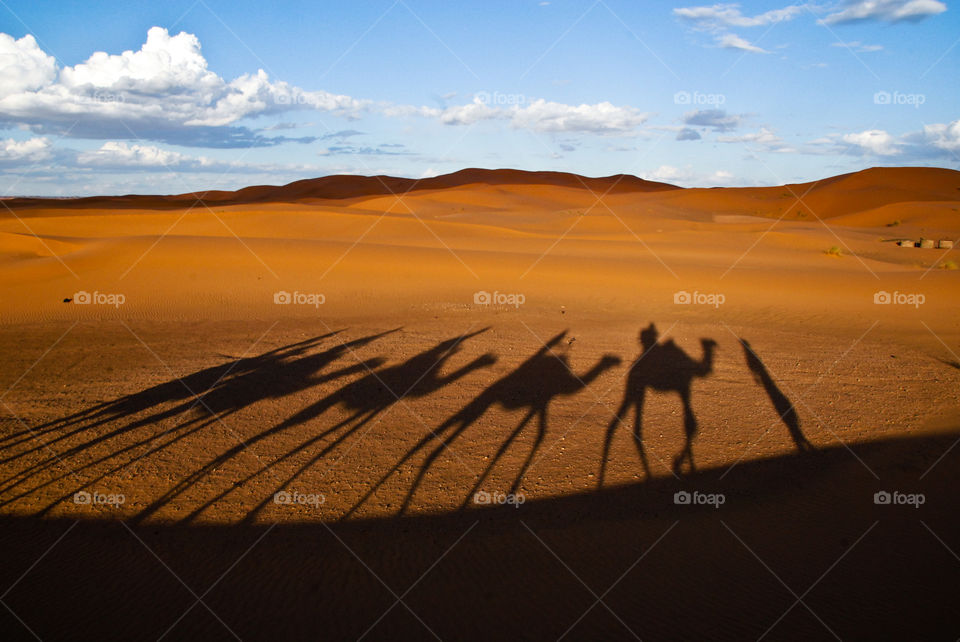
top-left (673, 3), bottom-right (805, 30)
top-left (683, 109), bottom-right (744, 132)
top-left (822, 0), bottom-right (947, 24)
top-left (830, 40), bottom-right (884, 52)
top-left (717, 33), bottom-right (771, 53)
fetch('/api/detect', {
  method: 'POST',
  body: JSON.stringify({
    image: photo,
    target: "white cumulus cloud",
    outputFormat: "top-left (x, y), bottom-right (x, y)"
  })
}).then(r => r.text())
top-left (510, 99), bottom-right (650, 134)
top-left (0, 27), bottom-right (368, 146)
top-left (841, 129), bottom-right (900, 155)
top-left (0, 136), bottom-right (52, 161)
top-left (918, 120), bottom-right (960, 152)
top-left (76, 141), bottom-right (195, 167)
top-left (0, 33), bottom-right (56, 96)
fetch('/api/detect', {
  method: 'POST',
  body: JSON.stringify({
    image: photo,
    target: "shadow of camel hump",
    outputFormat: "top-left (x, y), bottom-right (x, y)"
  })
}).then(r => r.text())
top-left (740, 338), bottom-right (814, 453)
top-left (224, 327), bottom-right (498, 524)
top-left (348, 330), bottom-right (621, 517)
top-left (601, 323), bottom-right (717, 485)
top-left (0, 333), bottom-right (338, 466)
top-left (1, 330), bottom-right (390, 515)
top-left (118, 328), bottom-right (401, 523)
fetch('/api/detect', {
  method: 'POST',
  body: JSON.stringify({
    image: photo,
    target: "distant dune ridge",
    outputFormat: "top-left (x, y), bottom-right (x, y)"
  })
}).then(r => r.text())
top-left (2, 167), bottom-right (958, 223)
top-left (1, 167), bottom-right (680, 210)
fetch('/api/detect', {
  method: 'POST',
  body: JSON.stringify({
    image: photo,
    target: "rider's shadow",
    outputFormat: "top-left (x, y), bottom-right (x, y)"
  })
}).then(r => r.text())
top-left (601, 323), bottom-right (717, 484)
top-left (740, 338), bottom-right (814, 453)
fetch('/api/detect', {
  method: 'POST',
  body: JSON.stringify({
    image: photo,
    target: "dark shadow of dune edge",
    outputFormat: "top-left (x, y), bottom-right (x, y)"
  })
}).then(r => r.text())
top-left (1, 432), bottom-right (958, 641)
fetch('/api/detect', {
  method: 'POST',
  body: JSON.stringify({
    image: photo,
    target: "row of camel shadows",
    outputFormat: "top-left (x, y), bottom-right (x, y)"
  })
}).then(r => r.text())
top-left (0, 324), bottom-right (811, 520)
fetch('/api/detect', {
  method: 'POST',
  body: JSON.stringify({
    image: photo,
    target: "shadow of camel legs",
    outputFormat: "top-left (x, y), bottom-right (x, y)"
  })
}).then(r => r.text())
top-left (344, 333), bottom-right (568, 518)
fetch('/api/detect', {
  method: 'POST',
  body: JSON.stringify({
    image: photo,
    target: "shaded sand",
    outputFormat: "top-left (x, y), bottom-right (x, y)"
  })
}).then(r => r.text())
top-left (1, 432), bottom-right (958, 640)
top-left (1, 167), bottom-right (959, 639)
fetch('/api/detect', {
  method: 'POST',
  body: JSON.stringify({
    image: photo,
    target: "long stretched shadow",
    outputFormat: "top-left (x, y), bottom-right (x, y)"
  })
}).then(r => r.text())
top-left (159, 327), bottom-right (498, 524)
top-left (601, 323), bottom-right (717, 486)
top-left (5, 330), bottom-right (396, 515)
top-left (936, 357), bottom-right (960, 371)
top-left (740, 338), bottom-right (814, 453)
top-left (0, 333), bottom-right (336, 458)
top-left (9, 326), bottom-right (824, 527)
top-left (349, 331), bottom-right (620, 516)
top-left (0, 334), bottom-right (335, 500)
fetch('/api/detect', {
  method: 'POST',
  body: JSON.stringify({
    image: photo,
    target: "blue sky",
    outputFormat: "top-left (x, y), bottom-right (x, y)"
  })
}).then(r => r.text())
top-left (0, 0), bottom-right (957, 195)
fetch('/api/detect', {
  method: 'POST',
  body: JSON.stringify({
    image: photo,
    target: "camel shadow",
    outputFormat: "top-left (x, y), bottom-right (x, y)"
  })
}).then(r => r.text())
top-left (349, 330), bottom-right (620, 516)
top-left (7, 324), bottom-right (822, 528)
top-left (6, 330), bottom-right (396, 517)
top-left (130, 329), bottom-right (406, 523)
top-left (164, 327), bottom-right (498, 524)
top-left (601, 323), bottom-right (716, 485)
top-left (0, 333), bottom-right (337, 469)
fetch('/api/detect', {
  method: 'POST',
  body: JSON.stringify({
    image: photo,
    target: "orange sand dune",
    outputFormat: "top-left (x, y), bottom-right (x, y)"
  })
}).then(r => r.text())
top-left (4, 166), bottom-right (957, 233)
top-left (0, 166), bottom-right (957, 331)
top-left (647, 166), bottom-right (960, 224)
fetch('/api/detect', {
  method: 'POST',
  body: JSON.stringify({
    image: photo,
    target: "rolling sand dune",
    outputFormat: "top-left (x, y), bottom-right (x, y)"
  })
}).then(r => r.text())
top-left (1, 166), bottom-right (958, 639)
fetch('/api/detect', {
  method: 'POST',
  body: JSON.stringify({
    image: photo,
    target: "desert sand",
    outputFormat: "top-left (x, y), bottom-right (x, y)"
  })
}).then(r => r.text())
top-left (1, 166), bottom-right (959, 639)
